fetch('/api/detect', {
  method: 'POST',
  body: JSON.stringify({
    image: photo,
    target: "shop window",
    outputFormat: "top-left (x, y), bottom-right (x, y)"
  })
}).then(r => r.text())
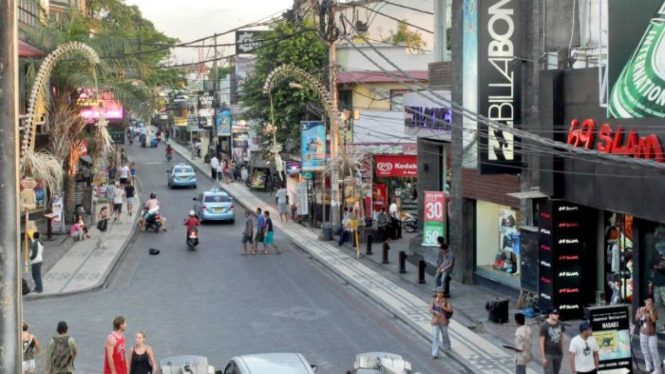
top-left (645, 222), bottom-right (665, 333)
top-left (475, 202), bottom-right (521, 288)
top-left (605, 213), bottom-right (633, 305)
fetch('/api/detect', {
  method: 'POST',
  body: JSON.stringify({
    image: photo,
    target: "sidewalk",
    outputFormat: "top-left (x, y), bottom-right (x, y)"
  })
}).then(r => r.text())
top-left (24, 194), bottom-right (141, 299)
top-left (170, 142), bottom-right (538, 374)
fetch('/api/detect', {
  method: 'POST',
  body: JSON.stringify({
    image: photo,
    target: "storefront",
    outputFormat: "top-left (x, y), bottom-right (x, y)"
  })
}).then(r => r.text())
top-left (538, 67), bottom-right (665, 320)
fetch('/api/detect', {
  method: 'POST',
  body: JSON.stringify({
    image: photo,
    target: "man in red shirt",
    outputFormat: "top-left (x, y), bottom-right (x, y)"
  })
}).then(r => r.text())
top-left (185, 210), bottom-right (199, 239)
top-left (104, 316), bottom-right (127, 374)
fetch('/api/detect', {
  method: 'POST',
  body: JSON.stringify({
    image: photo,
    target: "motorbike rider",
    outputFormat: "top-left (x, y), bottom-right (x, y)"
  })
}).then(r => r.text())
top-left (165, 143), bottom-right (173, 157)
top-left (142, 193), bottom-right (161, 228)
top-left (184, 210), bottom-right (199, 243)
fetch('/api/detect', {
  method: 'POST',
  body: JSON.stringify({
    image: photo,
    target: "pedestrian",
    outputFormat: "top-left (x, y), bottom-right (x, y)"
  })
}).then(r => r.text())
top-left (539, 308), bottom-right (566, 374)
top-left (242, 210), bottom-right (254, 255)
top-left (435, 244), bottom-right (454, 297)
top-left (112, 181), bottom-right (125, 221)
top-left (106, 181), bottom-right (117, 214)
top-left (240, 165), bottom-right (248, 182)
top-left (70, 221), bottom-right (85, 241)
top-left (252, 207), bottom-right (265, 255)
top-left (430, 290), bottom-right (452, 358)
top-left (96, 206), bottom-right (111, 249)
top-left (108, 163), bottom-right (117, 182)
top-left (29, 232), bottom-right (44, 294)
top-left (276, 184), bottom-right (288, 222)
top-left (216, 161), bottom-right (224, 184)
top-left (75, 215), bottom-right (91, 239)
top-left (569, 322), bottom-right (599, 374)
top-left (210, 154), bottom-right (220, 180)
top-left (104, 316), bottom-right (128, 374)
top-left (389, 198), bottom-right (398, 217)
top-left (513, 313), bottom-right (532, 374)
top-left (46, 321), bottom-right (77, 374)
top-left (119, 164), bottom-right (130, 186)
top-left (636, 295), bottom-right (661, 373)
top-left (376, 207), bottom-right (390, 241)
top-left (22, 321), bottom-right (41, 374)
top-left (338, 207), bottom-right (351, 246)
top-left (262, 210), bottom-right (280, 254)
top-left (124, 180), bottom-right (135, 217)
top-left (129, 163), bottom-right (137, 183)
top-left (223, 159), bottom-right (231, 183)
top-left (127, 331), bottom-right (157, 374)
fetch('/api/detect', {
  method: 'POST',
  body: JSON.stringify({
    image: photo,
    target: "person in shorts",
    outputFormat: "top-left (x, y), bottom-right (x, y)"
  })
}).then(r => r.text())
top-left (112, 182), bottom-right (125, 221)
top-left (242, 210), bottom-right (254, 255)
top-left (252, 207), bottom-right (264, 255)
top-left (262, 211), bottom-right (280, 254)
top-left (124, 180), bottom-right (135, 217)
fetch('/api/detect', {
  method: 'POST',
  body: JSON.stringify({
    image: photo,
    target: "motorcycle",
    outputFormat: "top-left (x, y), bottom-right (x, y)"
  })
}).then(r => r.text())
top-left (166, 152), bottom-right (173, 162)
top-left (143, 209), bottom-right (165, 233)
top-left (186, 229), bottom-right (199, 250)
top-left (402, 212), bottom-right (418, 233)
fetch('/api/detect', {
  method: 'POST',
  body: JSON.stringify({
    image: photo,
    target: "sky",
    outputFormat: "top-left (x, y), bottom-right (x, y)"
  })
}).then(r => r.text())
top-left (124, 0), bottom-right (294, 65)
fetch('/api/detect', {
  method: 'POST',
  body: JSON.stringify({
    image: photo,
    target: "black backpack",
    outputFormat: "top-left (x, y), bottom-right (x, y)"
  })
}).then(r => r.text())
top-left (50, 336), bottom-right (73, 372)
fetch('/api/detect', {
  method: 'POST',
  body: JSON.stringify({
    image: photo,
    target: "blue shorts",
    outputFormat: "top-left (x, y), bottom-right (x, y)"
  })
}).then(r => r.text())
top-left (126, 197), bottom-right (134, 204)
top-left (264, 231), bottom-right (274, 244)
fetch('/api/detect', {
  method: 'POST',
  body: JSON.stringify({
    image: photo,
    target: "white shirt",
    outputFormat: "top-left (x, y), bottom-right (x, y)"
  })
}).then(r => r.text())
top-left (113, 189), bottom-right (125, 204)
top-left (120, 166), bottom-right (129, 179)
top-left (277, 188), bottom-right (287, 204)
top-left (389, 203), bottom-right (398, 216)
top-left (569, 335), bottom-right (598, 373)
top-left (210, 157), bottom-right (220, 169)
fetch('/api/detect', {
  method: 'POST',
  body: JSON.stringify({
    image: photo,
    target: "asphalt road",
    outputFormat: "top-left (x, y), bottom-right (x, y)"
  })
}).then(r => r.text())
top-left (23, 143), bottom-right (461, 374)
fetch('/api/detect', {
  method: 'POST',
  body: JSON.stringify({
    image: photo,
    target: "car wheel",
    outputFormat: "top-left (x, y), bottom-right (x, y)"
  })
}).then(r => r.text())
top-left (230, 220), bottom-right (235, 224)
top-left (193, 185), bottom-right (197, 189)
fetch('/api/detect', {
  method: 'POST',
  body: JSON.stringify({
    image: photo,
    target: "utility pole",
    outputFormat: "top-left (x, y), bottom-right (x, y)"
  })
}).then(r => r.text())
top-left (0, 1), bottom-right (23, 372)
top-left (212, 33), bottom-right (219, 153)
top-left (328, 0), bottom-right (341, 229)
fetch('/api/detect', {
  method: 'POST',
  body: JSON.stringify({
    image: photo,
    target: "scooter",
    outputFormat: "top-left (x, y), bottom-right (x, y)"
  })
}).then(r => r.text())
top-left (166, 152), bottom-right (173, 162)
top-left (142, 209), bottom-right (165, 233)
top-left (402, 213), bottom-right (418, 233)
top-left (186, 229), bottom-right (199, 250)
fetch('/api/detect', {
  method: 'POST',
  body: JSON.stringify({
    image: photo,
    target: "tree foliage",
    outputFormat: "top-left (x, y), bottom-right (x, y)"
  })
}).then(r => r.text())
top-left (240, 19), bottom-right (328, 153)
top-left (382, 20), bottom-right (427, 53)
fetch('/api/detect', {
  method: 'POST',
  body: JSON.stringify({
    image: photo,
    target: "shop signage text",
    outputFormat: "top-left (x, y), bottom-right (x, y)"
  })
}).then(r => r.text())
top-left (374, 155), bottom-right (417, 178)
top-left (404, 106), bottom-right (452, 129)
top-left (567, 119), bottom-right (664, 162)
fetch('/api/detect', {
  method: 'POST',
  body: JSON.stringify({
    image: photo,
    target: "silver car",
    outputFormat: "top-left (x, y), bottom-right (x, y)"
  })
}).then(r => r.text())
top-left (222, 353), bottom-right (317, 374)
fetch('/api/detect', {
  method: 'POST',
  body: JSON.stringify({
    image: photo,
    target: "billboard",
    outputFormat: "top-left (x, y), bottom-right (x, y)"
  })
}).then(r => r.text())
top-left (463, 0), bottom-right (479, 169)
top-left (236, 30), bottom-right (268, 54)
top-left (374, 155), bottom-right (418, 178)
top-left (608, 0), bottom-right (665, 118)
top-left (477, 0), bottom-right (522, 174)
top-left (216, 110), bottom-right (231, 136)
top-left (587, 305), bottom-right (633, 373)
top-left (301, 121), bottom-right (326, 171)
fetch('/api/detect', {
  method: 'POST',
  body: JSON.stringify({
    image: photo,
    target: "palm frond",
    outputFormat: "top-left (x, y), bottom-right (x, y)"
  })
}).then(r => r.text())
top-left (21, 150), bottom-right (63, 196)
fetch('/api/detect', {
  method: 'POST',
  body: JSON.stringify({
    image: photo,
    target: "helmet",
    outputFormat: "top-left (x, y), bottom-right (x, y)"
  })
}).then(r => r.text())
top-left (150, 193), bottom-right (156, 199)
top-left (189, 210), bottom-right (196, 216)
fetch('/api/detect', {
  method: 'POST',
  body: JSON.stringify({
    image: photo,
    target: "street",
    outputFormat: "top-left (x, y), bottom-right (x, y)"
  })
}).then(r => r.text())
top-left (23, 143), bottom-right (461, 374)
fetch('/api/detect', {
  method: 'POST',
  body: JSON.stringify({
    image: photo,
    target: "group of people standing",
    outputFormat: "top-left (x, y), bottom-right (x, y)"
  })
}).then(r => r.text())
top-left (210, 154), bottom-right (244, 184)
top-left (241, 207), bottom-right (280, 255)
top-left (22, 316), bottom-right (156, 374)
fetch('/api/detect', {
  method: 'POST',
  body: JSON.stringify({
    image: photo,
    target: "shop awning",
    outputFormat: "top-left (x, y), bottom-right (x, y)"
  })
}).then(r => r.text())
top-left (19, 39), bottom-right (44, 58)
top-left (506, 190), bottom-right (548, 199)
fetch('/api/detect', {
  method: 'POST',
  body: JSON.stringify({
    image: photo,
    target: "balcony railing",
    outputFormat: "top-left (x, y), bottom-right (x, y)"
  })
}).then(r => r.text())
top-left (18, 0), bottom-right (41, 28)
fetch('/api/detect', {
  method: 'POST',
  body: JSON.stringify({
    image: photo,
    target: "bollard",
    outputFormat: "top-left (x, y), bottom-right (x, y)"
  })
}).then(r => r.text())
top-left (399, 251), bottom-right (407, 274)
top-left (366, 234), bottom-right (373, 255)
top-left (382, 242), bottom-right (390, 264)
top-left (418, 260), bottom-right (427, 284)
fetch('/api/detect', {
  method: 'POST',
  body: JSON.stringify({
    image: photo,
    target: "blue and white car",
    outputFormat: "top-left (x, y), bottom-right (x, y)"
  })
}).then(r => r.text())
top-left (167, 163), bottom-right (197, 189)
top-left (193, 188), bottom-right (235, 223)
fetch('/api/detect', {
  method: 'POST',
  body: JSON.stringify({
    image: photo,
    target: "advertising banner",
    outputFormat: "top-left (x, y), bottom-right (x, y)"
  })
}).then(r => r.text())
top-left (236, 30), bottom-right (268, 54)
top-left (285, 160), bottom-right (302, 175)
top-left (301, 121), bottom-right (326, 171)
top-left (422, 191), bottom-right (446, 246)
top-left (216, 110), bottom-right (232, 136)
top-left (296, 182), bottom-right (309, 215)
top-left (463, 0), bottom-right (479, 169)
top-left (250, 169), bottom-right (267, 189)
top-left (478, 0), bottom-right (522, 174)
top-left (232, 132), bottom-right (249, 148)
top-left (372, 183), bottom-right (387, 215)
top-left (587, 305), bottom-right (633, 373)
top-left (608, 0), bottom-right (665, 118)
top-left (374, 155), bottom-right (418, 178)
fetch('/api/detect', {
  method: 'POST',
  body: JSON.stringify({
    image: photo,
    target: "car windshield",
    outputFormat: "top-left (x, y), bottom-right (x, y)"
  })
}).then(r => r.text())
top-left (204, 195), bottom-right (229, 203)
top-left (174, 167), bottom-right (193, 174)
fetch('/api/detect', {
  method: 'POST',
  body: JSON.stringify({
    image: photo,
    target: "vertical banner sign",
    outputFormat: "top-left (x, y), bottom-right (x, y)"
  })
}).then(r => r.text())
top-left (478, 0), bottom-right (522, 174)
top-left (587, 305), bottom-right (633, 373)
top-left (296, 182), bottom-right (309, 215)
top-left (301, 121), bottom-right (326, 171)
top-left (422, 191), bottom-right (446, 246)
top-left (463, 0), bottom-right (479, 168)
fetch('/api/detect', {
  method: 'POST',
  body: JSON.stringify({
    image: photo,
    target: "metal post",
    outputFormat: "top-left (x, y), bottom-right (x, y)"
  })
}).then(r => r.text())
top-left (365, 234), bottom-right (373, 255)
top-left (382, 242), bottom-right (390, 264)
top-left (399, 251), bottom-right (407, 274)
top-left (0, 0), bottom-right (22, 371)
top-left (418, 260), bottom-right (427, 284)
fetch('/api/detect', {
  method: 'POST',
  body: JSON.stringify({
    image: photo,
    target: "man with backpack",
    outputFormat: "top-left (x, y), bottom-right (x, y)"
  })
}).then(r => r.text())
top-left (46, 321), bottom-right (77, 374)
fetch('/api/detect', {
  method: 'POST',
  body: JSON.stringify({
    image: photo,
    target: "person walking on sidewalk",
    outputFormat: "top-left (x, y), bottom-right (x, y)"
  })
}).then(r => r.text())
top-left (46, 321), bottom-right (77, 374)
top-left (104, 316), bottom-right (128, 374)
top-left (119, 164), bottom-right (130, 187)
top-left (242, 210), bottom-right (254, 255)
top-left (539, 308), bottom-right (566, 374)
top-left (276, 185), bottom-right (288, 222)
top-left (252, 208), bottom-right (265, 255)
top-left (262, 211), bottom-right (280, 254)
top-left (430, 290), bottom-right (452, 358)
top-left (513, 313), bottom-right (532, 374)
top-left (22, 321), bottom-right (41, 374)
top-left (124, 181), bottom-right (135, 217)
top-left (210, 154), bottom-right (220, 180)
top-left (127, 331), bottom-right (157, 374)
top-left (29, 232), bottom-right (44, 294)
top-left (96, 207), bottom-right (111, 249)
top-left (106, 182), bottom-right (117, 214)
top-left (569, 322), bottom-right (599, 374)
top-left (636, 296), bottom-right (661, 373)
top-left (435, 244), bottom-right (454, 297)
top-left (112, 181), bottom-right (125, 222)
top-left (129, 162), bottom-right (137, 183)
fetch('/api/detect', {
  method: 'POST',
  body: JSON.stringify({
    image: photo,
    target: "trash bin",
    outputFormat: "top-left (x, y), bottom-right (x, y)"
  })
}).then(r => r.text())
top-left (485, 299), bottom-right (509, 324)
top-left (322, 222), bottom-right (333, 241)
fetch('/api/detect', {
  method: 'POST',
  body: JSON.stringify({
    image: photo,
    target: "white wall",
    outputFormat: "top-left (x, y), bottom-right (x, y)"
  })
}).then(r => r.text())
top-left (337, 42), bottom-right (433, 72)
top-left (352, 110), bottom-right (415, 144)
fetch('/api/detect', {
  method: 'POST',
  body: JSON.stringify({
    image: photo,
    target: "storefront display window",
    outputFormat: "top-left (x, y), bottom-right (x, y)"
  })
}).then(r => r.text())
top-left (475, 201), bottom-right (520, 288)
top-left (604, 213), bottom-right (633, 305)
top-left (644, 222), bottom-right (665, 333)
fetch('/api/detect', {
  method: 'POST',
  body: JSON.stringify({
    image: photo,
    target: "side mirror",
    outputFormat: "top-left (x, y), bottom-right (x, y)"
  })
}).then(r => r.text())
top-left (229, 197), bottom-right (233, 201)
top-left (193, 197), bottom-right (197, 201)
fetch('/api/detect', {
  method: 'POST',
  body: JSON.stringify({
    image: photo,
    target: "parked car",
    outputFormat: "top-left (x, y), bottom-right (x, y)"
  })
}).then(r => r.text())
top-left (193, 188), bottom-right (235, 223)
top-left (167, 163), bottom-right (197, 189)
top-left (160, 355), bottom-right (215, 374)
top-left (349, 352), bottom-right (418, 374)
top-left (221, 353), bottom-right (317, 374)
